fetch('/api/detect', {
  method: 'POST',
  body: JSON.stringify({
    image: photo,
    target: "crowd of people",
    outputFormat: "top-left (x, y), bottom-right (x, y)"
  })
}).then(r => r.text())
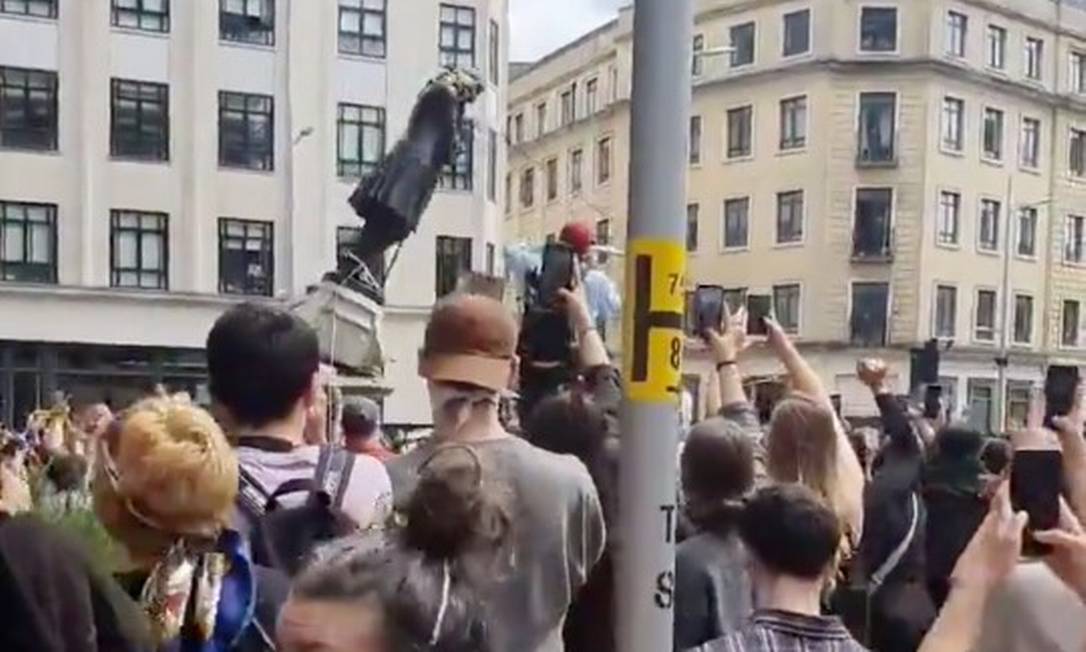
top-left (1, 226), bottom-right (1086, 652)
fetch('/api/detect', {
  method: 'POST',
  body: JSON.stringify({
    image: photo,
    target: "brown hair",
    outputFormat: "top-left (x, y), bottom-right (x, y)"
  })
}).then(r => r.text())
top-left (766, 393), bottom-right (839, 511)
top-left (681, 417), bottom-right (755, 535)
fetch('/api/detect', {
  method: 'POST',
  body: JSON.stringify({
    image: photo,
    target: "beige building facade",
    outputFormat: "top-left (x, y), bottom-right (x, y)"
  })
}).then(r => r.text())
top-left (507, 0), bottom-right (1086, 431)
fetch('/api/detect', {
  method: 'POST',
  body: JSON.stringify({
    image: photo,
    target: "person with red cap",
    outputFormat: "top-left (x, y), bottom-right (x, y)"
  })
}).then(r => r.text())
top-left (559, 221), bottom-right (621, 336)
top-left (559, 221), bottom-right (596, 258)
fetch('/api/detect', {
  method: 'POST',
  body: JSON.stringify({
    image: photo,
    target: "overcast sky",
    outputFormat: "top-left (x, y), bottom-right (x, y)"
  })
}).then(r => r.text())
top-left (509, 0), bottom-right (626, 62)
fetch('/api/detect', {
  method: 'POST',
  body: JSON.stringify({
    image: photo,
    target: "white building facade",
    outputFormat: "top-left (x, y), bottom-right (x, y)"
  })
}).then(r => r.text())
top-left (0, 0), bottom-right (508, 427)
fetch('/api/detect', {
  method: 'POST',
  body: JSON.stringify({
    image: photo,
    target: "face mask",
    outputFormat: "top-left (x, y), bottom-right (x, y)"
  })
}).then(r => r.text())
top-left (428, 383), bottom-right (499, 436)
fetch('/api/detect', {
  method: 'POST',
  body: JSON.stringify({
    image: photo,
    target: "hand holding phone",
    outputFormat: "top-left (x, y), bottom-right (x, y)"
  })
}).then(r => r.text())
top-left (1045, 366), bottom-right (1081, 430)
top-left (746, 294), bottom-right (771, 336)
top-left (1011, 448), bottom-right (1063, 556)
top-left (539, 243), bottom-right (576, 308)
top-left (694, 286), bottom-right (726, 337)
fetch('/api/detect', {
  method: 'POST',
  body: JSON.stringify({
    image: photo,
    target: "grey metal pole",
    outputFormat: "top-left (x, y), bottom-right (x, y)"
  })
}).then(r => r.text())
top-left (995, 173), bottom-right (1014, 433)
top-left (617, 1), bottom-right (694, 651)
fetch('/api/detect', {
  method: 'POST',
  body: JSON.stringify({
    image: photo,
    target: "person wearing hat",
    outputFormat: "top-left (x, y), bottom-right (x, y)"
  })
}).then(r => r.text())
top-left (342, 397), bottom-right (395, 462)
top-left (559, 221), bottom-right (621, 336)
top-left (385, 293), bottom-right (606, 652)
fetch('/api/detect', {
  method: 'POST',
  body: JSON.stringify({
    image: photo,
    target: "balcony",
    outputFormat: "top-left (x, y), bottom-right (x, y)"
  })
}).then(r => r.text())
top-left (856, 140), bottom-right (897, 167)
top-left (851, 231), bottom-right (894, 263)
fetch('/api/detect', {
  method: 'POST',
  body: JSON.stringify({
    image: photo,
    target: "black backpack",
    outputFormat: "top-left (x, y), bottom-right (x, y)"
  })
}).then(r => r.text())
top-left (238, 447), bottom-right (359, 577)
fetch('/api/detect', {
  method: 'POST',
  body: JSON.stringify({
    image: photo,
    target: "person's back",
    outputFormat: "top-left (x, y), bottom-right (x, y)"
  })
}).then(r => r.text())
top-left (388, 436), bottom-right (603, 651)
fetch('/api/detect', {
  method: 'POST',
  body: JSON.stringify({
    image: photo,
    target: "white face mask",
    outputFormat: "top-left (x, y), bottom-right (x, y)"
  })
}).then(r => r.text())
top-left (428, 383), bottom-right (499, 436)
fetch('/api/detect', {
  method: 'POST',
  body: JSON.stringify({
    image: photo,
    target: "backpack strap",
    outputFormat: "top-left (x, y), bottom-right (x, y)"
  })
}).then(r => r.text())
top-left (265, 478), bottom-right (318, 511)
top-left (313, 446), bottom-right (356, 510)
top-left (870, 492), bottom-right (920, 590)
top-left (238, 465), bottom-right (272, 520)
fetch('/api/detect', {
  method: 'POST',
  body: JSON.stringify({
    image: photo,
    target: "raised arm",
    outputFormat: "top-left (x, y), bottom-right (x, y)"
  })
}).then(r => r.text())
top-left (858, 358), bottom-right (920, 454)
top-left (703, 307), bottom-right (751, 410)
top-left (558, 280), bottom-right (609, 371)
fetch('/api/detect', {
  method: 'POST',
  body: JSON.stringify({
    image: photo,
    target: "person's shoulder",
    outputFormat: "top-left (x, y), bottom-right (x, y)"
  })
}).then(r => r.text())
top-left (507, 436), bottom-right (596, 488)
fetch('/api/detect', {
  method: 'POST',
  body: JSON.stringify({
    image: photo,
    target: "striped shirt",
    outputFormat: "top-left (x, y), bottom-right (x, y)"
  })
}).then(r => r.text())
top-left (693, 609), bottom-right (869, 652)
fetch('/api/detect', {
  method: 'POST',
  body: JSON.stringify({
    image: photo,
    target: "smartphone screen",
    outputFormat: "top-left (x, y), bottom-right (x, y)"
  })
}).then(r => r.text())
top-left (539, 243), bottom-right (575, 306)
top-left (1044, 366), bottom-right (1080, 429)
top-left (694, 285), bottom-right (726, 335)
top-left (923, 385), bottom-right (943, 420)
top-left (1011, 449), bottom-right (1063, 556)
top-left (747, 294), bottom-right (771, 336)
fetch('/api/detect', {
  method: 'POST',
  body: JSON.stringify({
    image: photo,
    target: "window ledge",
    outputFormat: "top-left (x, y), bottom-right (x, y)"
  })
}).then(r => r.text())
top-left (855, 158), bottom-right (898, 169)
top-left (777, 146), bottom-right (807, 157)
top-left (850, 252), bottom-right (894, 264)
top-left (972, 338), bottom-right (997, 346)
top-left (110, 26), bottom-right (170, 40)
top-left (219, 39), bottom-right (276, 53)
top-left (1010, 342), bottom-right (1034, 350)
top-left (1066, 174), bottom-right (1086, 185)
top-left (939, 146), bottom-right (965, 158)
top-left (720, 246), bottom-right (750, 254)
top-left (0, 12), bottom-right (56, 26)
top-left (858, 49), bottom-right (900, 57)
top-left (218, 165), bottom-right (276, 176)
top-left (689, 162), bottom-right (703, 169)
top-left (980, 156), bottom-right (1005, 168)
top-left (723, 154), bottom-right (754, 165)
top-left (110, 156), bottom-right (171, 166)
top-left (1063, 259), bottom-right (1086, 269)
top-left (773, 240), bottom-right (805, 250)
top-left (976, 247), bottom-right (1001, 257)
top-left (0, 146), bottom-right (61, 157)
top-left (1015, 253), bottom-right (1038, 263)
top-left (337, 51), bottom-right (387, 64)
top-left (782, 50), bottom-right (814, 62)
top-left (1019, 165), bottom-right (1042, 176)
top-left (935, 241), bottom-right (962, 251)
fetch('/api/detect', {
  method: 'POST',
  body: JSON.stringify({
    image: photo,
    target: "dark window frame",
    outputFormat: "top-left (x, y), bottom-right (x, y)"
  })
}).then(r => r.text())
top-left (596, 219), bottom-right (611, 264)
top-left (783, 9), bottom-right (811, 57)
top-left (569, 148), bottom-right (583, 194)
top-left (975, 289), bottom-right (997, 342)
top-left (0, 200), bottom-right (57, 284)
top-left (987, 24), bottom-right (1007, 69)
top-left (487, 128), bottom-right (498, 202)
top-left (597, 136), bottom-right (611, 185)
top-left (435, 235), bottom-right (472, 298)
top-left (488, 19), bottom-right (500, 85)
top-left (857, 91), bottom-right (896, 164)
top-left (979, 198), bottom-right (1001, 252)
top-left (1070, 128), bottom-right (1086, 177)
top-left (439, 4), bottom-right (476, 70)
top-left (689, 115), bottom-right (702, 165)
top-left (545, 157), bottom-right (558, 201)
top-left (110, 78), bottom-right (170, 162)
top-left (686, 203), bottom-right (699, 252)
top-left (0, 0), bottom-right (56, 18)
top-left (938, 190), bottom-right (961, 245)
top-left (439, 118), bottom-right (474, 191)
top-left (1013, 293), bottom-right (1033, 344)
top-left (946, 11), bottom-right (967, 57)
top-left (723, 197), bottom-right (750, 250)
top-left (942, 96), bottom-right (964, 151)
top-left (0, 66), bottom-right (58, 152)
top-left (850, 281), bottom-right (890, 347)
top-left (860, 6), bottom-right (898, 53)
top-left (218, 90), bottom-right (274, 171)
top-left (1063, 300), bottom-right (1081, 347)
top-left (935, 284), bottom-right (957, 338)
top-left (983, 107), bottom-right (1004, 161)
top-left (112, 0), bottom-right (170, 33)
top-left (338, 0), bottom-right (386, 58)
top-left (520, 167), bottom-right (534, 208)
top-left (776, 190), bottom-right (804, 244)
top-left (729, 21), bottom-right (756, 67)
top-left (110, 209), bottom-right (169, 290)
top-left (336, 102), bottom-right (385, 178)
top-left (780, 95), bottom-right (807, 150)
top-left (692, 34), bottom-right (705, 76)
top-left (853, 187), bottom-right (893, 258)
top-left (727, 105), bottom-right (753, 159)
top-left (1025, 36), bottom-right (1044, 80)
top-left (773, 283), bottom-right (801, 334)
top-left (219, 0), bottom-right (275, 47)
top-left (218, 218), bottom-right (274, 296)
top-left (1018, 207), bottom-right (1037, 257)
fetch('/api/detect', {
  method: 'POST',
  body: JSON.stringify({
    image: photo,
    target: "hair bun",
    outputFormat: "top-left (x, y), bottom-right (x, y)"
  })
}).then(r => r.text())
top-left (403, 445), bottom-right (510, 561)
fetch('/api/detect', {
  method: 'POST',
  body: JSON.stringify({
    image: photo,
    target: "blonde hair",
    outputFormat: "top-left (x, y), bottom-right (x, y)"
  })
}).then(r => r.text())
top-left (767, 393), bottom-right (840, 512)
top-left (93, 395), bottom-right (238, 560)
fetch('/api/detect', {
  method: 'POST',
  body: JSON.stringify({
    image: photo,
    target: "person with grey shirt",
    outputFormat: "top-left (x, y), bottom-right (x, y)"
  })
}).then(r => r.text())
top-left (385, 292), bottom-right (605, 652)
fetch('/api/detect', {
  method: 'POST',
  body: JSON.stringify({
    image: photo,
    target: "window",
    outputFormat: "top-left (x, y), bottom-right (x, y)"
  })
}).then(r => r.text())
top-left (336, 103), bottom-right (384, 178)
top-left (1071, 128), bottom-right (1086, 177)
top-left (110, 210), bottom-right (167, 290)
top-left (110, 79), bottom-right (169, 161)
top-left (1007, 381), bottom-right (1032, 430)
top-left (730, 22), bottom-right (755, 67)
top-left (975, 289), bottom-right (997, 341)
top-left (986, 25), bottom-right (1006, 69)
top-left (520, 167), bottom-right (534, 208)
top-left (218, 218), bottom-right (273, 296)
top-left (610, 65), bottom-right (618, 102)
top-left (935, 285), bottom-right (957, 338)
top-left (220, 0), bottom-right (275, 46)
top-left (438, 4), bottom-right (475, 69)
top-left (113, 0), bottom-right (170, 33)
top-left (858, 92), bottom-right (896, 163)
top-left (686, 203), bottom-right (699, 252)
top-left (486, 129), bottom-right (497, 202)
top-left (486, 243), bottom-right (495, 276)
top-left (983, 107), bottom-right (1004, 161)
top-left (850, 282), bottom-right (890, 346)
top-left (336, 226), bottom-right (385, 291)
top-left (776, 190), bottom-right (804, 244)
top-left (0, 201), bottom-right (55, 283)
top-left (569, 148), bottom-right (583, 194)
top-left (595, 219), bottom-right (610, 264)
top-left (535, 103), bottom-right (546, 138)
top-left (435, 236), bottom-right (472, 298)
top-left (488, 20), bottom-right (499, 85)
top-left (0, 67), bottom-right (58, 151)
top-left (0, 0), bottom-right (55, 18)
top-left (967, 380), bottom-right (994, 433)
top-left (1025, 37), bottom-right (1043, 80)
top-left (941, 97), bottom-right (964, 152)
top-left (774, 284), bottom-right (801, 334)
top-left (938, 190), bottom-right (961, 245)
top-left (597, 137), bottom-right (611, 184)
top-left (1018, 207), bottom-right (1037, 257)
top-left (946, 11), bottom-right (967, 57)
top-left (1067, 214), bottom-right (1085, 264)
top-left (724, 289), bottom-right (747, 315)
top-left (780, 96), bottom-right (806, 150)
top-left (1073, 52), bottom-right (1086, 94)
top-left (860, 7), bottom-right (897, 52)
top-left (560, 90), bottom-right (574, 126)
top-left (439, 118), bottom-right (473, 190)
top-left (339, 0), bottom-right (386, 58)
top-left (1013, 294), bottom-right (1033, 344)
top-left (1063, 300), bottom-right (1081, 347)
top-left (692, 34), bottom-right (705, 76)
top-left (723, 197), bottom-right (749, 249)
top-left (783, 9), bottom-right (811, 57)
top-left (585, 78), bottom-right (598, 115)
top-left (853, 188), bottom-right (893, 258)
top-left (727, 105), bottom-right (753, 158)
top-left (1021, 117), bottom-right (1040, 168)
top-left (218, 91), bottom-right (273, 171)
top-left (545, 158), bottom-right (558, 201)
top-left (504, 173), bottom-right (511, 214)
top-left (689, 115), bottom-right (702, 165)
top-left (513, 113), bottom-right (524, 143)
top-left (979, 199), bottom-right (1001, 251)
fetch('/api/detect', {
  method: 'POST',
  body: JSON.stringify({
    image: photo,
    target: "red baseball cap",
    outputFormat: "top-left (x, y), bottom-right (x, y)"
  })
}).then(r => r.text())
top-left (419, 294), bottom-right (518, 392)
top-left (559, 222), bottom-right (595, 256)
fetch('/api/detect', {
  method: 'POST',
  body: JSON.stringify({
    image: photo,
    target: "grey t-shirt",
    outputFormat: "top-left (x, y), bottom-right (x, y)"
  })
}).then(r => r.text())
top-left (386, 436), bottom-right (606, 652)
top-left (673, 531), bottom-right (751, 651)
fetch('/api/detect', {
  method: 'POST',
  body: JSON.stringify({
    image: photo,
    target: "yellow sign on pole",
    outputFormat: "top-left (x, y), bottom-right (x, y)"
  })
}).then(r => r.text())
top-left (622, 238), bottom-right (686, 403)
